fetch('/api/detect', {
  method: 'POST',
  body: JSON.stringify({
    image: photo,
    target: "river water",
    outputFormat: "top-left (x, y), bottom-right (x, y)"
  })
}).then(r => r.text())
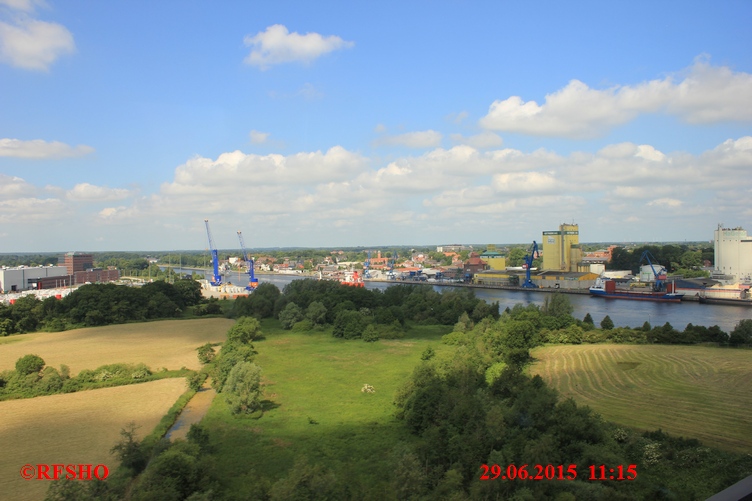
top-left (181, 269), bottom-right (751, 333)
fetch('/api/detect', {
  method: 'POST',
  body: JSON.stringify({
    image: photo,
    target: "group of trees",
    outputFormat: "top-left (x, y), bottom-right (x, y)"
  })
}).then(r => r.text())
top-left (0, 279), bottom-right (203, 335)
top-left (609, 244), bottom-right (713, 277)
top-left (389, 302), bottom-right (752, 499)
top-left (229, 279), bottom-right (500, 342)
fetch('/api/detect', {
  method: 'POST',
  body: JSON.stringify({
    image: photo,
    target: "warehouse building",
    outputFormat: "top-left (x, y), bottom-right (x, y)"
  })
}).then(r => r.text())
top-left (0, 266), bottom-right (69, 293)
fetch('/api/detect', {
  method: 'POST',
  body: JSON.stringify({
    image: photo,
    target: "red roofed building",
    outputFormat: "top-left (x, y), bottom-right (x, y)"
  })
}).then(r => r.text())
top-left (463, 252), bottom-right (488, 276)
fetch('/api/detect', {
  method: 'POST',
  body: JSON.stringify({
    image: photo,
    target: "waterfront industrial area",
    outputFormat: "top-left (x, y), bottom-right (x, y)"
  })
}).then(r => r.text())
top-left (2, 222), bottom-right (750, 307)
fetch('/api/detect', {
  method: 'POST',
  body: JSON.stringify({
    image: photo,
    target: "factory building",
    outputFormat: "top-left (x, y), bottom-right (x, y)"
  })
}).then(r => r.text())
top-left (542, 223), bottom-right (582, 272)
top-left (714, 225), bottom-right (752, 282)
top-left (0, 266), bottom-right (69, 293)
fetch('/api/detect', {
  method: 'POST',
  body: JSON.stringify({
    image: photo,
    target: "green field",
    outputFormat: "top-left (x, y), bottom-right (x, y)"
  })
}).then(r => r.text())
top-left (530, 344), bottom-right (752, 452)
top-left (202, 321), bottom-right (453, 497)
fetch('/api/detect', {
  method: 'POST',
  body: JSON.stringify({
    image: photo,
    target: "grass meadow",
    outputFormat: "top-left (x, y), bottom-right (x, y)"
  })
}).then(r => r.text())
top-left (0, 318), bottom-right (234, 375)
top-left (530, 344), bottom-right (752, 453)
top-left (202, 320), bottom-right (453, 498)
top-left (0, 378), bottom-right (186, 501)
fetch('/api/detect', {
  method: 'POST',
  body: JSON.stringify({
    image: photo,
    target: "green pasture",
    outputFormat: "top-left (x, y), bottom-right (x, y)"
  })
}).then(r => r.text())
top-left (530, 343), bottom-right (752, 453)
top-left (202, 320), bottom-right (452, 497)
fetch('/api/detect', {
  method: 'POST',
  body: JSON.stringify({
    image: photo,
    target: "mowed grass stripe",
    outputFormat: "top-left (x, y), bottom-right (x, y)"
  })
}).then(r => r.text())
top-left (530, 344), bottom-right (752, 453)
top-left (0, 378), bottom-right (186, 501)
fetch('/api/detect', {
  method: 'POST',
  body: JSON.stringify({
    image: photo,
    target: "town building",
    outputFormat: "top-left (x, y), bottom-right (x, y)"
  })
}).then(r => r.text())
top-left (714, 225), bottom-right (752, 282)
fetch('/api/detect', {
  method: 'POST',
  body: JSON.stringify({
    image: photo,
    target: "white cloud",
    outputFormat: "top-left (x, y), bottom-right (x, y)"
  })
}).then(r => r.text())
top-left (66, 183), bottom-right (132, 202)
top-left (0, 173), bottom-right (35, 198)
top-left (6, 136), bottom-right (752, 247)
top-left (480, 58), bottom-right (752, 138)
top-left (0, 0), bottom-right (42, 12)
top-left (243, 24), bottom-right (354, 70)
top-left (375, 130), bottom-right (442, 149)
top-left (249, 130), bottom-right (269, 144)
top-left (0, 138), bottom-right (94, 158)
top-left (450, 131), bottom-right (503, 149)
top-left (0, 7), bottom-right (74, 71)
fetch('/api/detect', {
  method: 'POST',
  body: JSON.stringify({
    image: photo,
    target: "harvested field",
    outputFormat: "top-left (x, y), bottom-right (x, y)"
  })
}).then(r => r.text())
top-left (530, 344), bottom-right (752, 453)
top-left (0, 318), bottom-right (234, 375)
top-left (0, 378), bottom-right (186, 501)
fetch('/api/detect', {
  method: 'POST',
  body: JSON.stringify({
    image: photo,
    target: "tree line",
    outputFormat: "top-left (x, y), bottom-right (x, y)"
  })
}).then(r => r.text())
top-left (0, 279), bottom-right (203, 335)
top-left (608, 244), bottom-right (714, 277)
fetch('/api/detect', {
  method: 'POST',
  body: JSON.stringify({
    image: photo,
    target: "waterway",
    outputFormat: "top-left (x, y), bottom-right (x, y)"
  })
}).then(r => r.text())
top-left (180, 269), bottom-right (751, 333)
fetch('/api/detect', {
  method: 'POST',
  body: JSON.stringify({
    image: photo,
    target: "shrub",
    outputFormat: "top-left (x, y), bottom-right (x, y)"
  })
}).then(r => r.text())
top-left (15, 354), bottom-right (45, 375)
top-left (196, 343), bottom-right (216, 364)
top-left (362, 324), bottom-right (379, 342)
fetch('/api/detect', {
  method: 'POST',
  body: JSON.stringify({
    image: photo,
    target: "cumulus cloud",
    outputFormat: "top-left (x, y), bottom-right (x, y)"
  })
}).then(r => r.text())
top-left (6, 136), bottom-right (752, 246)
top-left (375, 130), bottom-right (443, 149)
top-left (0, 138), bottom-right (94, 158)
top-left (0, 1), bottom-right (75, 71)
top-left (243, 24), bottom-right (354, 70)
top-left (480, 58), bottom-right (752, 138)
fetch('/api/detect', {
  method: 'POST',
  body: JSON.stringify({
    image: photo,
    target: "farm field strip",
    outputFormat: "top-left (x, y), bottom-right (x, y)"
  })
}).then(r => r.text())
top-left (0, 318), bottom-right (234, 375)
top-left (0, 378), bottom-right (187, 501)
top-left (530, 344), bottom-right (752, 452)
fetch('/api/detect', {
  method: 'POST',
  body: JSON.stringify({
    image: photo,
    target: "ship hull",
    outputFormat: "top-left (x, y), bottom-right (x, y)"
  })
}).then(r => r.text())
top-left (589, 288), bottom-right (683, 303)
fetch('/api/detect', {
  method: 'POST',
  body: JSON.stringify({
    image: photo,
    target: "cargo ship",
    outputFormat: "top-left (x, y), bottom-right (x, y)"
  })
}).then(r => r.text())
top-left (340, 270), bottom-right (365, 287)
top-left (589, 277), bottom-right (684, 303)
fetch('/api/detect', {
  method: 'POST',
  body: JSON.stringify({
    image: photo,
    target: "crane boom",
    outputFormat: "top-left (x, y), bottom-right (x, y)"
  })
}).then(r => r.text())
top-left (237, 230), bottom-right (258, 290)
top-left (204, 219), bottom-right (222, 286)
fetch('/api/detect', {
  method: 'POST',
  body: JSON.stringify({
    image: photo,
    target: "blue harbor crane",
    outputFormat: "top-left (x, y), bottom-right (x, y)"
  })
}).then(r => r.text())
top-left (640, 250), bottom-right (666, 292)
top-left (521, 241), bottom-right (539, 288)
top-left (204, 219), bottom-right (222, 286)
top-left (364, 250), bottom-right (371, 279)
top-left (237, 230), bottom-right (258, 291)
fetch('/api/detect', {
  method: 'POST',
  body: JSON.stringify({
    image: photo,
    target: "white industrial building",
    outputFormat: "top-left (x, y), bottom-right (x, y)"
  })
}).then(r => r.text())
top-left (714, 224), bottom-right (752, 282)
top-left (0, 266), bottom-right (69, 293)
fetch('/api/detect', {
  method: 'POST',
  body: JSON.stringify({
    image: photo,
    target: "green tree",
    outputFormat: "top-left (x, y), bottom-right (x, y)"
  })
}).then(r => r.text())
top-left (15, 354), bottom-right (45, 375)
top-left (279, 303), bottom-right (304, 330)
top-left (227, 317), bottom-right (262, 344)
top-left (729, 319), bottom-right (752, 346)
top-left (600, 315), bottom-right (614, 330)
top-left (223, 362), bottom-right (263, 415)
top-left (110, 422), bottom-right (147, 474)
top-left (305, 301), bottom-right (327, 326)
top-left (583, 313), bottom-right (594, 325)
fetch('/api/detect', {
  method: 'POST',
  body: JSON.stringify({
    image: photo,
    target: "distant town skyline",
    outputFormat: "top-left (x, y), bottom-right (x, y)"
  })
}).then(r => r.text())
top-left (1, 1), bottom-right (751, 252)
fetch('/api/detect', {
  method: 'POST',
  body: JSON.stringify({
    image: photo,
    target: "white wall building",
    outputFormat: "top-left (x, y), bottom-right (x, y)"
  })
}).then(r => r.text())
top-left (714, 224), bottom-right (752, 282)
top-left (0, 266), bottom-right (69, 293)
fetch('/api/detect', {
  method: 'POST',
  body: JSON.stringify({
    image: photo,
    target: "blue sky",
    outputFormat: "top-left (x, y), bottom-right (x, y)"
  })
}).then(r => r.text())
top-left (1, 1), bottom-right (751, 252)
